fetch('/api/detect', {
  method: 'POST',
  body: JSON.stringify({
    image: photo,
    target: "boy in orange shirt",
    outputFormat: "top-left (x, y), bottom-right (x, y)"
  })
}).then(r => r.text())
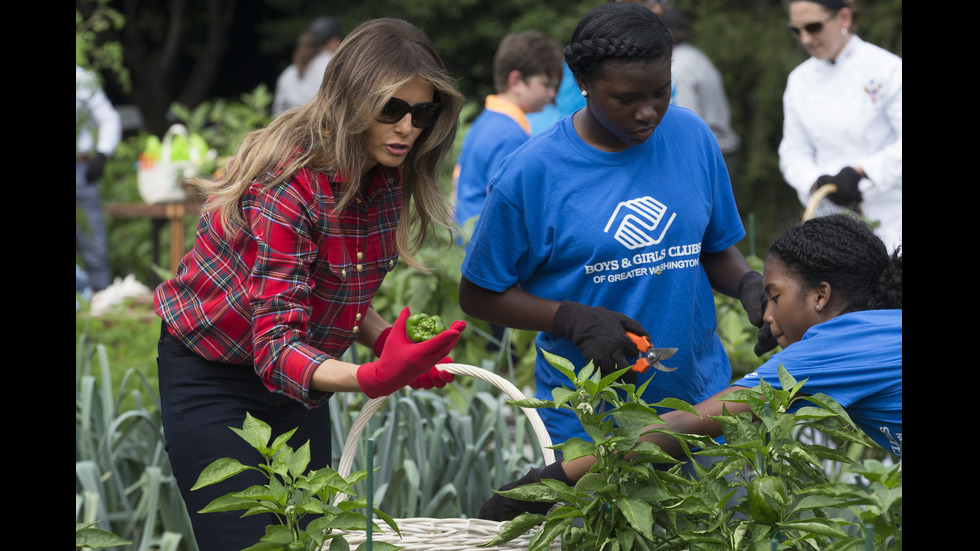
top-left (453, 30), bottom-right (564, 234)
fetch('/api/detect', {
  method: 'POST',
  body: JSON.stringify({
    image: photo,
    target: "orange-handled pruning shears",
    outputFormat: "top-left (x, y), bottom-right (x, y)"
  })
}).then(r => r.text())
top-left (626, 332), bottom-right (678, 373)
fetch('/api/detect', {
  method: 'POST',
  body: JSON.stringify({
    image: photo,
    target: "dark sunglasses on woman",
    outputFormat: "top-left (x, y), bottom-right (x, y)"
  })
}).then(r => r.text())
top-left (376, 98), bottom-right (443, 128)
top-left (787, 11), bottom-right (839, 37)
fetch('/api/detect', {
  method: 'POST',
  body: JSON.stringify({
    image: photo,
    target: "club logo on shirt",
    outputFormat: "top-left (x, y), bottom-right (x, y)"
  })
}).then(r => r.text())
top-left (582, 195), bottom-right (700, 284)
top-left (603, 196), bottom-right (676, 249)
top-left (863, 79), bottom-right (883, 104)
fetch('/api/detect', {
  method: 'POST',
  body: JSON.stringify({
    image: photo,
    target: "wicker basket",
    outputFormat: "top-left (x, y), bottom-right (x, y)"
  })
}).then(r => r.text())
top-left (331, 363), bottom-right (560, 550)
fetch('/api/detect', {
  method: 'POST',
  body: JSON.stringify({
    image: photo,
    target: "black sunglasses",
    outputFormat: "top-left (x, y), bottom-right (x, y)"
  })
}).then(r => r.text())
top-left (787, 11), bottom-right (838, 37)
top-left (376, 97), bottom-right (443, 128)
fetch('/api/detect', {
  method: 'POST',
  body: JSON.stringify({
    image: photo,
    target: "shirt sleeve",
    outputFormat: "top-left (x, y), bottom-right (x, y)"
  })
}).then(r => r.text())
top-left (246, 179), bottom-right (332, 405)
top-left (460, 179), bottom-right (534, 292)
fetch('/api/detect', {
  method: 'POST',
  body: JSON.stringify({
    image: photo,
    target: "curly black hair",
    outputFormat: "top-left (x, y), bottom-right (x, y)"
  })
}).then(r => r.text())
top-left (564, 2), bottom-right (673, 85)
top-left (768, 214), bottom-right (902, 311)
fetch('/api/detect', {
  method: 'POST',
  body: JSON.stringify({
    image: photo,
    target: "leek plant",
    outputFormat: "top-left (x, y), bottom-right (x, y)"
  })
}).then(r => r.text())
top-left (76, 330), bottom-right (197, 551)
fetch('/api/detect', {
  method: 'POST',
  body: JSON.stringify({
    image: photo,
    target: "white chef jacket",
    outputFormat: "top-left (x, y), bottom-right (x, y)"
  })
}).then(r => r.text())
top-left (76, 66), bottom-right (121, 158)
top-left (778, 35), bottom-right (902, 251)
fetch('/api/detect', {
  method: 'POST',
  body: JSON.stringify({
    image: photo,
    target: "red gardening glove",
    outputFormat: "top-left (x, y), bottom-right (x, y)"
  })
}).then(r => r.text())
top-left (358, 307), bottom-right (465, 398)
top-left (372, 324), bottom-right (457, 391)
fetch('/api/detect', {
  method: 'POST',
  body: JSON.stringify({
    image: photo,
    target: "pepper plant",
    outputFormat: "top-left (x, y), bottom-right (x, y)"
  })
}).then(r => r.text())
top-left (484, 351), bottom-right (901, 550)
top-left (192, 412), bottom-right (402, 551)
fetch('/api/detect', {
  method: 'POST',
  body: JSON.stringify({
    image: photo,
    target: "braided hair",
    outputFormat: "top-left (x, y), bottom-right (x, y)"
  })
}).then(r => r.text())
top-left (564, 2), bottom-right (674, 85)
top-left (768, 214), bottom-right (902, 311)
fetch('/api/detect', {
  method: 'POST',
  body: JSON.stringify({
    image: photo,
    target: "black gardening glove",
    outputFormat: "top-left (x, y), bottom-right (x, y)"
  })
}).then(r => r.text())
top-left (552, 300), bottom-right (646, 384)
top-left (737, 271), bottom-right (766, 328)
top-left (738, 271), bottom-right (778, 357)
top-left (85, 152), bottom-right (108, 183)
top-left (477, 461), bottom-right (570, 522)
top-left (754, 322), bottom-right (778, 357)
top-left (814, 167), bottom-right (862, 208)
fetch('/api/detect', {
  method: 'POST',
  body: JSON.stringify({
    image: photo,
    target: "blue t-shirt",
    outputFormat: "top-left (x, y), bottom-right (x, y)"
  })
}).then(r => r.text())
top-left (461, 107), bottom-right (745, 445)
top-left (732, 309), bottom-right (903, 457)
top-left (453, 104), bottom-right (531, 229)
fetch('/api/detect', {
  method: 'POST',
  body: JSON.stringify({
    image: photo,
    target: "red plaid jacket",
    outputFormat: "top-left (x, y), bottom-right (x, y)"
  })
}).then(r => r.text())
top-left (155, 166), bottom-right (402, 407)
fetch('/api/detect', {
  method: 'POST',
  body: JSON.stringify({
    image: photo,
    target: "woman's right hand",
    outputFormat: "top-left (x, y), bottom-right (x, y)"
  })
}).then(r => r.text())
top-left (356, 306), bottom-right (466, 398)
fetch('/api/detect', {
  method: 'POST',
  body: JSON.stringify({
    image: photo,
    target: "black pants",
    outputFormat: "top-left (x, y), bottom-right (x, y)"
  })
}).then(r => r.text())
top-left (157, 324), bottom-right (332, 551)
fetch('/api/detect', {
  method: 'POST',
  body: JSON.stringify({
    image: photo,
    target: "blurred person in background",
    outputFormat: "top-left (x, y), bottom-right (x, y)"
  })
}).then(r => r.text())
top-left (76, 65), bottom-right (121, 294)
top-left (273, 16), bottom-right (344, 114)
top-left (660, 5), bottom-right (741, 189)
top-left (778, 0), bottom-right (901, 251)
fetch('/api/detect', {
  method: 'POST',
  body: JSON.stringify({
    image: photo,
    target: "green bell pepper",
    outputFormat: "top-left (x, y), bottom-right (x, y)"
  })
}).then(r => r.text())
top-left (405, 312), bottom-right (447, 343)
top-left (746, 476), bottom-right (788, 525)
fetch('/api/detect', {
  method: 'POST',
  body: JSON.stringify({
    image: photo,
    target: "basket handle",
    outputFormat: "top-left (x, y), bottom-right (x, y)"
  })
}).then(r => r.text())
top-left (333, 363), bottom-right (555, 504)
top-left (803, 183), bottom-right (835, 221)
top-left (803, 183), bottom-right (865, 221)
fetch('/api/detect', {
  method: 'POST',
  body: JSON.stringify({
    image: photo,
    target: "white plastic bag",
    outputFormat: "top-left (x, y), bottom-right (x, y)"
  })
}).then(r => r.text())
top-left (137, 124), bottom-right (200, 204)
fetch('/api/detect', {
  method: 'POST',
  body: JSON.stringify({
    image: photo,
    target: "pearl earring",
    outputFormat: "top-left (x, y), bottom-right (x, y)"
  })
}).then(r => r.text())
top-left (581, 90), bottom-right (588, 97)
top-left (841, 27), bottom-right (848, 36)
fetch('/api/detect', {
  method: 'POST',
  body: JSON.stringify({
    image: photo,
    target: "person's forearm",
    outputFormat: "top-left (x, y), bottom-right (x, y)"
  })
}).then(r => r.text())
top-left (356, 307), bottom-right (391, 353)
top-left (700, 245), bottom-right (752, 298)
top-left (310, 358), bottom-right (363, 393)
top-left (459, 276), bottom-right (559, 332)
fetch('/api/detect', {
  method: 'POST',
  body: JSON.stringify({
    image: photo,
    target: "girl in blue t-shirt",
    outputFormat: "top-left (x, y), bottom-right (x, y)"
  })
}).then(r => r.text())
top-left (479, 212), bottom-right (902, 520)
top-left (460, 0), bottom-right (770, 449)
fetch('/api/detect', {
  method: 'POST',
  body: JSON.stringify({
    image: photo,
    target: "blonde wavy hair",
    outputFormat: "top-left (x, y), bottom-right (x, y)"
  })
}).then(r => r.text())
top-left (195, 18), bottom-right (463, 271)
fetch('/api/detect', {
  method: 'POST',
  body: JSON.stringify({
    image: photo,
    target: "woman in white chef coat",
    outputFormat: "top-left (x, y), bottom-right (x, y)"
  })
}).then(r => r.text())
top-left (778, 0), bottom-right (902, 252)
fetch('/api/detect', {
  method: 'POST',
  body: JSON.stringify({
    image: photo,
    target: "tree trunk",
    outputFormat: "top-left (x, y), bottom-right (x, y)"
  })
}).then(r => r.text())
top-left (117, 0), bottom-right (238, 136)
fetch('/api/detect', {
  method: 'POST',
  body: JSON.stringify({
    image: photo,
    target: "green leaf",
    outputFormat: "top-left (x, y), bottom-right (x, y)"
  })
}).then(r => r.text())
top-left (326, 535), bottom-right (350, 551)
top-left (239, 412), bottom-right (273, 450)
top-left (529, 517), bottom-right (573, 551)
top-left (777, 518), bottom-right (852, 539)
top-left (233, 484), bottom-right (284, 504)
top-left (258, 524), bottom-right (294, 544)
top-left (481, 512), bottom-right (548, 547)
top-left (648, 397), bottom-right (700, 417)
top-left (75, 525), bottom-right (133, 548)
top-left (560, 437), bottom-right (598, 462)
top-left (494, 482), bottom-right (561, 503)
top-left (551, 387), bottom-right (578, 409)
top-left (325, 511), bottom-right (375, 531)
top-left (508, 397), bottom-right (554, 409)
top-left (289, 440), bottom-right (312, 478)
top-left (610, 402), bottom-right (666, 434)
top-left (618, 497), bottom-right (655, 540)
top-left (542, 348), bottom-right (577, 380)
top-left (191, 457), bottom-right (250, 490)
top-left (241, 542), bottom-right (289, 551)
top-left (198, 494), bottom-right (261, 514)
top-left (371, 506), bottom-right (402, 535)
top-left (270, 427), bottom-right (299, 454)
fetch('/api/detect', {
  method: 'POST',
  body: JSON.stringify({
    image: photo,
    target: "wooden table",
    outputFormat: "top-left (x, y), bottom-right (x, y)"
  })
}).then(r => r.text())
top-left (104, 202), bottom-right (201, 276)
